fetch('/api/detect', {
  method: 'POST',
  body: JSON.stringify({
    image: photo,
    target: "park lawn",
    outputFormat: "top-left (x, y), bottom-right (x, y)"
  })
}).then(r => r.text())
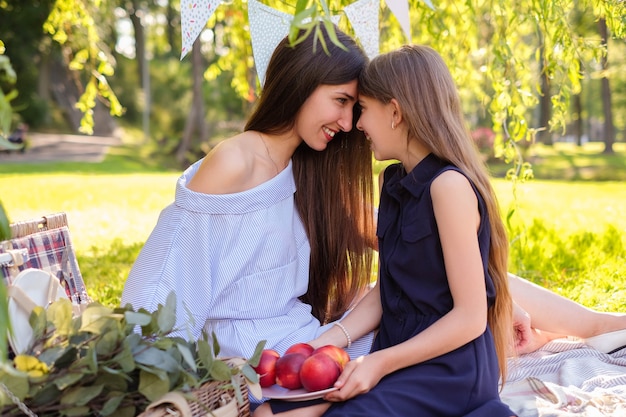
top-left (1, 154), bottom-right (624, 312)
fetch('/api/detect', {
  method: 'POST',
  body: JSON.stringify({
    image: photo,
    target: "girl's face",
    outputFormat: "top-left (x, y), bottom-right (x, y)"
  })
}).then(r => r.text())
top-left (295, 81), bottom-right (358, 151)
top-left (356, 95), bottom-right (397, 161)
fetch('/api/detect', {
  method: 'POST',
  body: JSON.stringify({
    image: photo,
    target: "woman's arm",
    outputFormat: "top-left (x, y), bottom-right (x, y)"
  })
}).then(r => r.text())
top-left (309, 280), bottom-right (383, 350)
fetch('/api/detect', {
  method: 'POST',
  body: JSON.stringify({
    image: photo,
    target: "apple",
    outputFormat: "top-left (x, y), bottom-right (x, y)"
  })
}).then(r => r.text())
top-left (312, 345), bottom-right (350, 370)
top-left (275, 352), bottom-right (307, 390)
top-left (252, 349), bottom-right (281, 388)
top-left (299, 352), bottom-right (341, 392)
top-left (285, 342), bottom-right (314, 358)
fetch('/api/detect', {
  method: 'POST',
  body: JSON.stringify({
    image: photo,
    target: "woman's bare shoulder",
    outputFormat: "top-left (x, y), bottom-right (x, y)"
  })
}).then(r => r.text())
top-left (186, 134), bottom-right (255, 194)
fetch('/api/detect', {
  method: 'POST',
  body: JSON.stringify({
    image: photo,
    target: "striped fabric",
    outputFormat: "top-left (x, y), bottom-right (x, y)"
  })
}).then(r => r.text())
top-left (121, 158), bottom-right (375, 360)
top-left (0, 226), bottom-right (89, 304)
top-left (501, 339), bottom-right (626, 416)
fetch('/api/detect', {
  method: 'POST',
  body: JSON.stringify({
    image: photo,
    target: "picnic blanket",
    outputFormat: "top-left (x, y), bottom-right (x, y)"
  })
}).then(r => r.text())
top-left (501, 339), bottom-right (626, 416)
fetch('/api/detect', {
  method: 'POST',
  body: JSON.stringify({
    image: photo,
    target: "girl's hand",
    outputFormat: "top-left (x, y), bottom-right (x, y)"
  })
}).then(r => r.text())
top-left (323, 353), bottom-right (386, 402)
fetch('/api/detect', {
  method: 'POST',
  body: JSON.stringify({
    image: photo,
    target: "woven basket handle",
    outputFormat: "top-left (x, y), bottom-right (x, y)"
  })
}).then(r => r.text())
top-left (138, 392), bottom-right (192, 417)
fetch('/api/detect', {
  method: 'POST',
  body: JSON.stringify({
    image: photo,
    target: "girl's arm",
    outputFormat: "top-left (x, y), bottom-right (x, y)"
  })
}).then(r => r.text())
top-left (326, 169), bottom-right (488, 401)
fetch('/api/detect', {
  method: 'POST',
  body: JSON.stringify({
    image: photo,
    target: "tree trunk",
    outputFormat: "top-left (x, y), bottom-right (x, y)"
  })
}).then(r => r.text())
top-left (177, 37), bottom-right (208, 165)
top-left (166, 2), bottom-right (178, 56)
top-left (128, 0), bottom-right (145, 83)
top-left (538, 45), bottom-right (552, 145)
top-left (597, 18), bottom-right (615, 154)
top-left (573, 92), bottom-right (583, 146)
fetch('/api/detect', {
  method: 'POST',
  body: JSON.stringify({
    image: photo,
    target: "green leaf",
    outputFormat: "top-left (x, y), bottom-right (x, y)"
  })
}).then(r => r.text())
top-left (124, 332), bottom-right (142, 350)
top-left (294, 0), bottom-right (310, 14)
top-left (209, 360), bottom-right (232, 382)
top-left (157, 292), bottom-right (176, 334)
top-left (95, 371), bottom-right (131, 390)
top-left (232, 375), bottom-right (245, 405)
top-left (48, 298), bottom-right (74, 336)
top-left (60, 384), bottom-right (104, 406)
top-left (124, 311), bottom-right (152, 326)
top-left (176, 342), bottom-right (197, 372)
top-left (211, 331), bottom-right (220, 357)
top-left (134, 346), bottom-right (180, 373)
top-left (241, 363), bottom-right (260, 384)
top-left (247, 340), bottom-right (266, 367)
top-left (79, 304), bottom-right (116, 334)
top-left (289, 5), bottom-right (317, 44)
top-left (29, 306), bottom-right (47, 343)
top-left (31, 381), bottom-right (61, 406)
top-left (0, 201), bottom-right (11, 241)
top-left (54, 372), bottom-right (85, 390)
top-left (322, 19), bottom-right (348, 52)
top-left (38, 346), bottom-right (66, 368)
top-left (96, 329), bottom-right (120, 356)
top-left (0, 365), bottom-right (29, 400)
top-left (114, 406), bottom-right (137, 417)
top-left (100, 394), bottom-right (125, 416)
top-left (61, 406), bottom-right (91, 416)
top-left (197, 339), bottom-right (214, 370)
top-left (138, 369), bottom-right (170, 401)
top-left (137, 363), bottom-right (168, 381)
top-left (112, 344), bottom-right (135, 373)
top-left (52, 346), bottom-right (78, 369)
top-left (72, 346), bottom-right (98, 374)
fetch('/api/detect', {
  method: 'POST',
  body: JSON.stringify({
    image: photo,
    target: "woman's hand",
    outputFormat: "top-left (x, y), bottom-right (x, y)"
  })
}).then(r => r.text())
top-left (512, 301), bottom-right (539, 355)
top-left (323, 353), bottom-right (387, 402)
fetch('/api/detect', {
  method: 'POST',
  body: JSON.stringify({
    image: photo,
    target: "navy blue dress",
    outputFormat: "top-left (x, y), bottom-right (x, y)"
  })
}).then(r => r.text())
top-left (323, 154), bottom-right (515, 417)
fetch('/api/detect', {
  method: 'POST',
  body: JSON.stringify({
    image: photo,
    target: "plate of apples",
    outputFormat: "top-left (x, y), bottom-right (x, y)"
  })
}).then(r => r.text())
top-left (253, 343), bottom-right (350, 401)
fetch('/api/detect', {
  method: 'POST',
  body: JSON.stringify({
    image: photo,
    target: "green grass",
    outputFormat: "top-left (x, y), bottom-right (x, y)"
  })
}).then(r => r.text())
top-left (1, 145), bottom-right (625, 312)
top-left (488, 142), bottom-right (626, 181)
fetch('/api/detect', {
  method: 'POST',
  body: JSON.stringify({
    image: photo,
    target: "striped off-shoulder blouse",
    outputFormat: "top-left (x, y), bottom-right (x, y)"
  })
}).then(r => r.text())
top-left (121, 158), bottom-right (374, 359)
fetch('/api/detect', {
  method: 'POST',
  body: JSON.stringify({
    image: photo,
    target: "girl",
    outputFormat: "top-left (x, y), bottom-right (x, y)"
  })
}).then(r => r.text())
top-left (256, 44), bottom-right (517, 417)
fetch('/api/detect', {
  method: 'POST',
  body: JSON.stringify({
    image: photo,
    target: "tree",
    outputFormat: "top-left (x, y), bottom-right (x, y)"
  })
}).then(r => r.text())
top-left (597, 17), bottom-right (615, 154)
top-left (1, 0), bottom-right (625, 161)
top-left (177, 37), bottom-right (209, 165)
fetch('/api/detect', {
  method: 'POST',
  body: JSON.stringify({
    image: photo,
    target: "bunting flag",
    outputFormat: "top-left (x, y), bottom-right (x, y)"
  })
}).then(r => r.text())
top-left (344, 0), bottom-right (380, 59)
top-left (248, 0), bottom-right (293, 84)
top-left (386, 0), bottom-right (411, 42)
top-left (180, 0), bottom-right (222, 60)
top-left (180, 0), bottom-right (405, 78)
top-left (248, 1), bottom-right (342, 85)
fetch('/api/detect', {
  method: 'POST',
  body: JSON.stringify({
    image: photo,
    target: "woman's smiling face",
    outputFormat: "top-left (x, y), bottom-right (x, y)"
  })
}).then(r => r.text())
top-left (294, 81), bottom-right (359, 151)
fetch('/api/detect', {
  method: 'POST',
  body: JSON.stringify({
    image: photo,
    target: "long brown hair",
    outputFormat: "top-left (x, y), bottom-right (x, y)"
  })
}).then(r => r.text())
top-left (245, 27), bottom-right (376, 323)
top-left (359, 45), bottom-right (513, 381)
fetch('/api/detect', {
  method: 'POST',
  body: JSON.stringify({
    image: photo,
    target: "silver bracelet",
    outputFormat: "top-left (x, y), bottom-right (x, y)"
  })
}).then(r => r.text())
top-left (334, 321), bottom-right (352, 348)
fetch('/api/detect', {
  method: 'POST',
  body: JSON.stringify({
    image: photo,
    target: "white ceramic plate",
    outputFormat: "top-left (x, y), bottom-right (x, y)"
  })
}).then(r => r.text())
top-left (7, 268), bottom-right (69, 354)
top-left (261, 385), bottom-right (338, 402)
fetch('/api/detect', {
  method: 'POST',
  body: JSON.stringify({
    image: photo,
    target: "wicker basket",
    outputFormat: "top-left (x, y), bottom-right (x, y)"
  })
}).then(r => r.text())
top-left (188, 375), bottom-right (251, 417)
top-left (137, 374), bottom-right (251, 417)
top-left (9, 212), bottom-right (69, 238)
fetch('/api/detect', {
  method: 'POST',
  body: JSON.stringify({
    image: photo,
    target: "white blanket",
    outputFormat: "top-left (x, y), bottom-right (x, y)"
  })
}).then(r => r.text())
top-left (501, 339), bottom-right (626, 416)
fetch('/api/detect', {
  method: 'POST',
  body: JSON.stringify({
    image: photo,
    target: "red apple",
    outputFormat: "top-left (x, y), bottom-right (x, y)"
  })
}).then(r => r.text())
top-left (252, 349), bottom-right (281, 388)
top-left (285, 342), bottom-right (315, 358)
top-left (299, 352), bottom-right (341, 392)
top-left (312, 345), bottom-right (351, 370)
top-left (275, 353), bottom-right (307, 390)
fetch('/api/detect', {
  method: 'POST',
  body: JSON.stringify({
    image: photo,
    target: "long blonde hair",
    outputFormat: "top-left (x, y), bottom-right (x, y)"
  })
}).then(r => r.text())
top-left (359, 45), bottom-right (513, 381)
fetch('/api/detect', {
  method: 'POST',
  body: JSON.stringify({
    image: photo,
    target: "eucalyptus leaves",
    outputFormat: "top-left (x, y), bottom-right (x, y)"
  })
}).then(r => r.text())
top-left (0, 292), bottom-right (264, 416)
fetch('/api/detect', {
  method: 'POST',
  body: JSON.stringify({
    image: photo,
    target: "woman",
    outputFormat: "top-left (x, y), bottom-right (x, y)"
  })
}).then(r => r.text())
top-left (121, 26), bottom-right (378, 361)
